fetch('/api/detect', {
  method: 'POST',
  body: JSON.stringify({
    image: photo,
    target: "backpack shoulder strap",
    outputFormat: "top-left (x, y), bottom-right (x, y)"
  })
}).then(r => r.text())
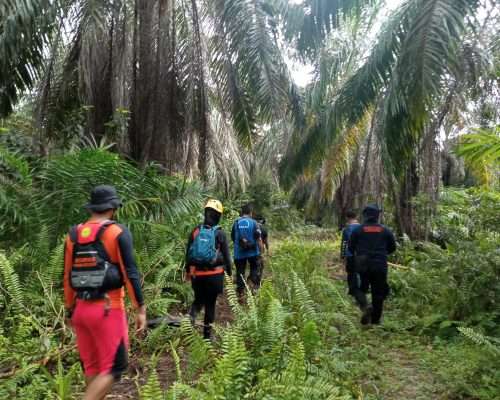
top-left (69, 225), bottom-right (79, 243)
top-left (192, 225), bottom-right (203, 240)
top-left (96, 220), bottom-right (116, 240)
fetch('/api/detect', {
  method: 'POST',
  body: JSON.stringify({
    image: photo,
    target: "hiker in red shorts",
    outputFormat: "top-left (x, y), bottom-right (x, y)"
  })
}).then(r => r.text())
top-left (63, 185), bottom-right (146, 400)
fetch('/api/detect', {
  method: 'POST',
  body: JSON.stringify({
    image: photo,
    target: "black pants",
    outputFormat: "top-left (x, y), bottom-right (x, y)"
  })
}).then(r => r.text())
top-left (345, 257), bottom-right (360, 297)
top-left (235, 256), bottom-right (261, 294)
top-left (352, 263), bottom-right (390, 324)
top-left (190, 273), bottom-right (224, 338)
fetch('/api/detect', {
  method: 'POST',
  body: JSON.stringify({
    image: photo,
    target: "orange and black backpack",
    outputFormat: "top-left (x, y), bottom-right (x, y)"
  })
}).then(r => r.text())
top-left (68, 221), bottom-right (123, 300)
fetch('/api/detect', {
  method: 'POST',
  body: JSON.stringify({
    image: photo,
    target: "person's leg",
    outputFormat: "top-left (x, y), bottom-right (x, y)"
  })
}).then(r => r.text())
top-left (203, 274), bottom-right (224, 339)
top-left (345, 257), bottom-right (358, 296)
top-left (83, 375), bottom-right (115, 400)
top-left (352, 270), bottom-right (369, 310)
top-left (248, 256), bottom-right (261, 291)
top-left (370, 264), bottom-right (389, 324)
top-left (235, 259), bottom-right (247, 295)
top-left (190, 278), bottom-right (204, 323)
top-left (86, 307), bottom-right (129, 400)
top-left (72, 302), bottom-right (101, 388)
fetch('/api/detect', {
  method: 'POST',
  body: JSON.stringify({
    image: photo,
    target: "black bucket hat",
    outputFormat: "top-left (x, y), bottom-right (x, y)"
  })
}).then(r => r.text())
top-left (362, 203), bottom-right (381, 221)
top-left (85, 185), bottom-right (123, 212)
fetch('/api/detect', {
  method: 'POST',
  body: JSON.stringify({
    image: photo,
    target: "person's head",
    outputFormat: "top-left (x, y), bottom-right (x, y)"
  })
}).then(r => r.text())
top-left (362, 204), bottom-right (381, 223)
top-left (255, 214), bottom-right (266, 225)
top-left (85, 185), bottom-right (122, 219)
top-left (241, 203), bottom-right (253, 217)
top-left (345, 210), bottom-right (357, 221)
top-left (204, 199), bottom-right (223, 225)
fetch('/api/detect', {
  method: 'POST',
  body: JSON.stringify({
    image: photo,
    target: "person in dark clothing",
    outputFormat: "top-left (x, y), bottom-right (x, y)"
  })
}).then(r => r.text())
top-left (340, 210), bottom-right (361, 299)
top-left (348, 204), bottom-right (396, 325)
top-left (185, 199), bottom-right (232, 339)
top-left (256, 215), bottom-right (269, 253)
top-left (231, 204), bottom-right (263, 296)
top-left (255, 215), bottom-right (269, 282)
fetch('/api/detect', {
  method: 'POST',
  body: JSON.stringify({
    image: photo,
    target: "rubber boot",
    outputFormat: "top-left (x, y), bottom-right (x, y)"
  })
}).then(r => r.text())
top-left (361, 305), bottom-right (373, 325)
top-left (203, 324), bottom-right (212, 340)
top-left (189, 304), bottom-right (199, 326)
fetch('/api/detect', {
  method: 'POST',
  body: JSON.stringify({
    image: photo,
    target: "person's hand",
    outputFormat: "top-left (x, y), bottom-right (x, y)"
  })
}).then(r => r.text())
top-left (184, 271), bottom-right (192, 282)
top-left (135, 306), bottom-right (147, 335)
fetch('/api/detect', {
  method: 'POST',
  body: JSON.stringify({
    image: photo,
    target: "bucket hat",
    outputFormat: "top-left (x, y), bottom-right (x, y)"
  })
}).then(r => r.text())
top-left (85, 185), bottom-right (123, 212)
top-left (362, 203), bottom-right (381, 221)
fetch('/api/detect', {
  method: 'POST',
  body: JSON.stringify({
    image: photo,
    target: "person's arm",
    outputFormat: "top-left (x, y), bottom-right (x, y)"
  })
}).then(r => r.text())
top-left (386, 228), bottom-right (397, 254)
top-left (340, 228), bottom-right (348, 259)
top-left (63, 235), bottom-right (76, 316)
top-left (185, 230), bottom-right (195, 274)
top-left (252, 221), bottom-right (263, 253)
top-left (231, 222), bottom-right (235, 242)
top-left (217, 230), bottom-right (232, 276)
top-left (348, 228), bottom-right (358, 256)
top-left (117, 227), bottom-right (146, 333)
top-left (261, 226), bottom-right (269, 252)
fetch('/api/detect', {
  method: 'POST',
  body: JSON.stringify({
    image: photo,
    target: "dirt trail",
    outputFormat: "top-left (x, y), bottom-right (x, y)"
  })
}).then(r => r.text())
top-left (327, 253), bottom-right (441, 399)
top-left (108, 293), bottom-right (234, 398)
top-left (109, 244), bottom-right (440, 399)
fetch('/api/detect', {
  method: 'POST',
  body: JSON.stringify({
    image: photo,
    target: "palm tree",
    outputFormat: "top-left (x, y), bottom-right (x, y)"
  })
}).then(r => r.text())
top-left (281, 0), bottom-right (499, 236)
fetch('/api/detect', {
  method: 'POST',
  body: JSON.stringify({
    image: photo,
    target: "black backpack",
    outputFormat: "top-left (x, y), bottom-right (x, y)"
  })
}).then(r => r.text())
top-left (69, 221), bottom-right (123, 300)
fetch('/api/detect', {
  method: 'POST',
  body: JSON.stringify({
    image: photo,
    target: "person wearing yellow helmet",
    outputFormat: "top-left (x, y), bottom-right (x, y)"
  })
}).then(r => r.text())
top-left (184, 199), bottom-right (232, 339)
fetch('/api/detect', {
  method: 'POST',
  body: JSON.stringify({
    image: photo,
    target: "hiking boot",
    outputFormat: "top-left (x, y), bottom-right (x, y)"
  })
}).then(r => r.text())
top-left (203, 325), bottom-right (212, 341)
top-left (361, 306), bottom-right (373, 325)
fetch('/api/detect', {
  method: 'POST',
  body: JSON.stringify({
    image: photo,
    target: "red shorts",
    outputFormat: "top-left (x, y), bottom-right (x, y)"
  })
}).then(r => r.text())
top-left (72, 300), bottom-right (129, 379)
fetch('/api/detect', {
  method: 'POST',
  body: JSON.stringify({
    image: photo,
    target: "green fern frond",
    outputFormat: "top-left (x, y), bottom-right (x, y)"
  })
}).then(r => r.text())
top-left (140, 367), bottom-right (164, 400)
top-left (0, 252), bottom-right (24, 313)
top-left (458, 326), bottom-right (500, 355)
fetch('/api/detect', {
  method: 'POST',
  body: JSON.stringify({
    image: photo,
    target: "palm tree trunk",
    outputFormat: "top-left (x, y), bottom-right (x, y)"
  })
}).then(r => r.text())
top-left (190, 0), bottom-right (209, 181)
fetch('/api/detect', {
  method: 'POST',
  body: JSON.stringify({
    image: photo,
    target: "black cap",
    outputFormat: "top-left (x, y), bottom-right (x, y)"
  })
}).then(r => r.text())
top-left (85, 185), bottom-right (122, 212)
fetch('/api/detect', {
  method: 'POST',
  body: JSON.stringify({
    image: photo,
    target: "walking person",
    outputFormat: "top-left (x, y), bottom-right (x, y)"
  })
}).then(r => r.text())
top-left (348, 204), bottom-right (396, 325)
top-left (231, 204), bottom-right (263, 296)
top-left (255, 214), bottom-right (269, 281)
top-left (64, 185), bottom-right (146, 400)
top-left (185, 199), bottom-right (232, 340)
top-left (340, 210), bottom-right (361, 301)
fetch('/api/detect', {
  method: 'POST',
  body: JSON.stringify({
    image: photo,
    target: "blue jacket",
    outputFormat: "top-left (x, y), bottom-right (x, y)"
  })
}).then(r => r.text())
top-left (231, 217), bottom-right (261, 260)
top-left (341, 223), bottom-right (361, 258)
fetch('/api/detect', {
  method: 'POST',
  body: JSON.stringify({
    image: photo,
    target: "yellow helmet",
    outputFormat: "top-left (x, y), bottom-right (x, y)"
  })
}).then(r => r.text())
top-left (205, 199), bottom-right (223, 214)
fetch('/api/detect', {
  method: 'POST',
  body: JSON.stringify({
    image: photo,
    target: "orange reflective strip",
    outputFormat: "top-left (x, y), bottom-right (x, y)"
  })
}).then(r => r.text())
top-left (190, 267), bottom-right (224, 276)
top-left (73, 263), bottom-right (98, 268)
top-left (75, 257), bottom-right (97, 263)
top-left (363, 226), bottom-right (383, 233)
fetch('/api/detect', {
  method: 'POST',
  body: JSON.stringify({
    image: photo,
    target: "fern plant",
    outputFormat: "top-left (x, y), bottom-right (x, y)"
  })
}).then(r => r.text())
top-left (0, 251), bottom-right (24, 313)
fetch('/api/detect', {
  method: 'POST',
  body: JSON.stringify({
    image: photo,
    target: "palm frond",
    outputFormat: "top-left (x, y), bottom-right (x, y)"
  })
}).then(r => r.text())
top-left (0, 0), bottom-right (57, 116)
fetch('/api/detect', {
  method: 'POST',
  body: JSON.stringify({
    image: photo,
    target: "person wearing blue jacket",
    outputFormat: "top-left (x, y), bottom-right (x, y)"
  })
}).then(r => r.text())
top-left (340, 210), bottom-right (361, 300)
top-left (231, 203), bottom-right (263, 296)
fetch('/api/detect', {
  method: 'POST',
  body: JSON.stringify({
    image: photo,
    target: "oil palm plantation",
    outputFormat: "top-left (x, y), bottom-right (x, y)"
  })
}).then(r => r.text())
top-left (2, 0), bottom-right (499, 236)
top-left (282, 0), bottom-right (499, 236)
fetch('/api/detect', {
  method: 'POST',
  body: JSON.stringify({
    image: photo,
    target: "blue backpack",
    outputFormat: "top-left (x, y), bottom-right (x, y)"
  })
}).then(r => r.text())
top-left (188, 225), bottom-right (220, 265)
top-left (236, 218), bottom-right (257, 251)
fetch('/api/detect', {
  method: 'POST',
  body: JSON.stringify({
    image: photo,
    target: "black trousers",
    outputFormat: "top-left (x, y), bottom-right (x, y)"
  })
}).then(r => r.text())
top-left (190, 273), bottom-right (224, 338)
top-left (345, 257), bottom-right (360, 297)
top-left (352, 263), bottom-right (390, 324)
top-left (235, 256), bottom-right (261, 294)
